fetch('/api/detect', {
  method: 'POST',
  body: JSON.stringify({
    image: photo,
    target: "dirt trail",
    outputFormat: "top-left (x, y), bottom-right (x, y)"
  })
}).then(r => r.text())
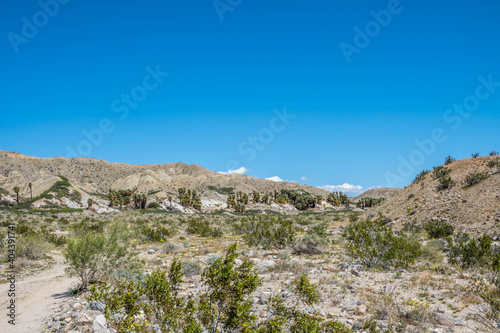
top-left (0, 251), bottom-right (78, 333)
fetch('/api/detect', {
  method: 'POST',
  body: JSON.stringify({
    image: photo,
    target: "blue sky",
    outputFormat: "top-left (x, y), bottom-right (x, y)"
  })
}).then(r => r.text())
top-left (1, 0), bottom-right (499, 195)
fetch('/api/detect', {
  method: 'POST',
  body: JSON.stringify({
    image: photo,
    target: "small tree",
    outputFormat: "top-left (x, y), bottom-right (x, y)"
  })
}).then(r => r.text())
top-left (13, 186), bottom-right (20, 205)
top-left (87, 198), bottom-right (93, 210)
top-left (28, 182), bottom-right (33, 199)
top-left (64, 223), bottom-right (140, 289)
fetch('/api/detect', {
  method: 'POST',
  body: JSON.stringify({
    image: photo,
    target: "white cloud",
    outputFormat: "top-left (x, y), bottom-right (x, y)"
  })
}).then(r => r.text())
top-left (301, 176), bottom-right (309, 181)
top-left (318, 183), bottom-right (366, 195)
top-left (218, 166), bottom-right (249, 175)
top-left (266, 176), bottom-right (284, 182)
top-left (265, 176), bottom-right (296, 183)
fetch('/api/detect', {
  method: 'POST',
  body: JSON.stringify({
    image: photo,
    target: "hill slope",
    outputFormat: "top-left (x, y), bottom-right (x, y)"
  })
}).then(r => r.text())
top-left (375, 156), bottom-right (500, 235)
top-left (0, 150), bottom-right (329, 212)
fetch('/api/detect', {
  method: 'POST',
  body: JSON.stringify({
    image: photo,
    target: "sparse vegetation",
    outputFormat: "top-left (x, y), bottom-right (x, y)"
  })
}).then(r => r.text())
top-left (423, 220), bottom-right (454, 239)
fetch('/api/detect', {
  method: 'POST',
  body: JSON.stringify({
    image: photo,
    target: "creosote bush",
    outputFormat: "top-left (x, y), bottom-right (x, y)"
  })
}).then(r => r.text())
top-left (464, 172), bottom-right (488, 188)
top-left (64, 222), bottom-right (141, 289)
top-left (343, 218), bottom-right (422, 268)
top-left (447, 234), bottom-right (500, 270)
top-left (423, 220), bottom-right (454, 239)
top-left (235, 216), bottom-right (296, 249)
top-left (88, 243), bottom-right (353, 332)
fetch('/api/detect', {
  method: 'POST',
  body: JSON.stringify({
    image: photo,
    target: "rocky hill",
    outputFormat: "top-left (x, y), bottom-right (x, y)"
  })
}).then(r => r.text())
top-left (352, 188), bottom-right (402, 202)
top-left (0, 150), bottom-right (329, 213)
top-left (375, 155), bottom-right (500, 235)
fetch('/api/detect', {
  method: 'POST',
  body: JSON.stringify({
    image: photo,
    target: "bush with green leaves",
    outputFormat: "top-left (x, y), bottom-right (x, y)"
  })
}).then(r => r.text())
top-left (235, 216), bottom-right (296, 249)
top-left (447, 234), bottom-right (500, 270)
top-left (64, 222), bottom-right (141, 289)
top-left (488, 158), bottom-right (500, 169)
top-left (186, 218), bottom-right (222, 237)
top-left (343, 219), bottom-right (422, 268)
top-left (464, 172), bottom-right (488, 188)
top-left (88, 244), bottom-right (352, 332)
top-left (413, 169), bottom-right (430, 183)
top-left (433, 165), bottom-right (450, 179)
top-left (423, 220), bottom-right (454, 239)
top-left (437, 175), bottom-right (455, 191)
top-left (445, 155), bottom-right (456, 165)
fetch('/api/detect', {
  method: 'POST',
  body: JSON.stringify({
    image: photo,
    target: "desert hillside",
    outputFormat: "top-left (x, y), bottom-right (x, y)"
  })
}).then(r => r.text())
top-left (375, 155), bottom-right (500, 235)
top-left (0, 150), bottom-right (329, 212)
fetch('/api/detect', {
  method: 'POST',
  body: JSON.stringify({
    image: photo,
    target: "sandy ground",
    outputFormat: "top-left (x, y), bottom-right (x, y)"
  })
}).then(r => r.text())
top-left (0, 252), bottom-right (77, 333)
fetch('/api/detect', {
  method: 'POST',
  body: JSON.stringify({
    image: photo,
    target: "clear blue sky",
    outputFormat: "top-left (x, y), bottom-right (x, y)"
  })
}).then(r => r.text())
top-left (1, 0), bottom-right (499, 194)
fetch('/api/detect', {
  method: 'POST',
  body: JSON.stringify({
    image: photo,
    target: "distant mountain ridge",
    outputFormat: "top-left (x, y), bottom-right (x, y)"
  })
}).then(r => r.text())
top-left (0, 150), bottom-right (329, 212)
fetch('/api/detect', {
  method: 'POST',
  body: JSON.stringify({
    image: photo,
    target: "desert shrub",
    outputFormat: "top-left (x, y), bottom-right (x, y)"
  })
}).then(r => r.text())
top-left (235, 216), bottom-right (296, 249)
top-left (89, 244), bottom-right (348, 332)
top-left (413, 169), bottom-right (430, 184)
top-left (186, 218), bottom-right (223, 237)
top-left (488, 158), bottom-right (500, 168)
top-left (433, 165), bottom-right (450, 179)
top-left (367, 286), bottom-right (437, 331)
top-left (437, 175), bottom-right (455, 190)
top-left (207, 185), bottom-right (235, 195)
top-left (470, 274), bottom-right (500, 332)
top-left (148, 202), bottom-right (160, 209)
top-left (182, 261), bottom-right (201, 277)
top-left (490, 151), bottom-right (499, 156)
top-left (139, 225), bottom-right (176, 242)
top-left (163, 242), bottom-right (181, 254)
top-left (343, 219), bottom-right (422, 268)
top-left (64, 222), bottom-right (141, 289)
top-left (16, 233), bottom-right (52, 260)
top-left (423, 220), bottom-right (454, 239)
top-left (444, 155), bottom-right (455, 165)
top-left (472, 153), bottom-right (480, 158)
top-left (447, 234), bottom-right (500, 270)
top-left (464, 172), bottom-right (488, 188)
top-left (71, 218), bottom-right (105, 236)
top-left (420, 239), bottom-right (445, 264)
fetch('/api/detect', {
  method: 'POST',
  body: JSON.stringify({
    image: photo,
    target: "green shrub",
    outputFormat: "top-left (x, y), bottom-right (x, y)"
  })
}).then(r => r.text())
top-left (64, 223), bottom-right (141, 289)
top-left (433, 165), bottom-right (450, 179)
top-left (413, 169), bottom-right (430, 183)
top-left (16, 234), bottom-right (52, 260)
top-left (464, 172), bottom-right (488, 188)
top-left (437, 175), bottom-right (455, 190)
top-left (488, 158), bottom-right (500, 168)
top-left (235, 216), bottom-right (296, 249)
top-left (420, 239), bottom-right (445, 264)
top-left (182, 261), bottom-right (201, 277)
top-left (186, 218), bottom-right (222, 237)
top-left (343, 219), bottom-right (422, 268)
top-left (148, 202), bottom-right (160, 209)
top-left (445, 155), bottom-right (456, 165)
top-left (447, 234), bottom-right (500, 270)
top-left (423, 220), bottom-right (454, 239)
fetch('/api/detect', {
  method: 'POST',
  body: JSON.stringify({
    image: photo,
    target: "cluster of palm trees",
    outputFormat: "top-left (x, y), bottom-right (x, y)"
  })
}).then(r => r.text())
top-left (178, 188), bottom-right (202, 211)
top-left (107, 189), bottom-right (148, 210)
top-left (10, 182), bottom-right (34, 206)
top-left (327, 191), bottom-right (350, 207)
top-left (227, 189), bottom-right (325, 211)
top-left (356, 197), bottom-right (384, 208)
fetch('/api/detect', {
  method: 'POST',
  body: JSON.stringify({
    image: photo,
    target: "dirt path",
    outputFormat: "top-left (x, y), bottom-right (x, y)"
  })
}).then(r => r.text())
top-left (0, 251), bottom-right (78, 333)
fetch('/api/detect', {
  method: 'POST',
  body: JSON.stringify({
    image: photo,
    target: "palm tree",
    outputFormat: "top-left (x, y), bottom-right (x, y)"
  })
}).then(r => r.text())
top-left (87, 198), bottom-right (93, 210)
top-left (168, 196), bottom-right (172, 208)
top-left (13, 186), bottom-right (20, 205)
top-left (28, 182), bottom-right (33, 199)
